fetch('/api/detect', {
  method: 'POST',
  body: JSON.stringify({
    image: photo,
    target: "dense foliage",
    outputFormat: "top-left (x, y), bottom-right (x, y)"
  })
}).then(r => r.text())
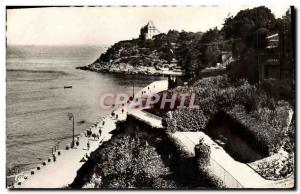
top-left (78, 132), bottom-right (177, 189)
top-left (225, 7), bottom-right (293, 83)
top-left (71, 128), bottom-right (221, 189)
top-left (161, 75), bottom-right (293, 155)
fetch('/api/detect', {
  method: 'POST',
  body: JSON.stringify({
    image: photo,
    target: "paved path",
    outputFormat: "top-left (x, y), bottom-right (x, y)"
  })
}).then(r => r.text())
top-left (169, 132), bottom-right (294, 188)
top-left (14, 110), bottom-right (122, 188)
top-left (128, 109), bottom-right (163, 128)
top-left (13, 80), bottom-right (168, 189)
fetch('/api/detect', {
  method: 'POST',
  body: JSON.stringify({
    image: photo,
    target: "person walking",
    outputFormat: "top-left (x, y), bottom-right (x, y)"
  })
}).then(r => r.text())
top-left (87, 141), bottom-right (90, 151)
top-left (99, 129), bottom-right (102, 137)
top-left (52, 154), bottom-right (56, 162)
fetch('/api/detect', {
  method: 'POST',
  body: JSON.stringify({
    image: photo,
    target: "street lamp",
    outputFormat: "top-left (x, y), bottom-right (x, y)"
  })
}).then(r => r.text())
top-left (67, 112), bottom-right (75, 148)
top-left (132, 81), bottom-right (135, 98)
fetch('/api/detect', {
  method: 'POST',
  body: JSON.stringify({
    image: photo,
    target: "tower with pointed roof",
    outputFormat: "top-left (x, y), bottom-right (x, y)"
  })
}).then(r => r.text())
top-left (139, 20), bottom-right (160, 40)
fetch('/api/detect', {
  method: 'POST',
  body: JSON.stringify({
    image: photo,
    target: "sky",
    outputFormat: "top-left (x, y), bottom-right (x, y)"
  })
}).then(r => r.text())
top-left (7, 5), bottom-right (290, 46)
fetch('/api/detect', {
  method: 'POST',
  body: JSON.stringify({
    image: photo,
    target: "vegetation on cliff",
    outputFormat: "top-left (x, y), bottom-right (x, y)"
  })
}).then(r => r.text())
top-left (161, 75), bottom-right (293, 154)
top-left (70, 125), bottom-right (222, 189)
top-left (70, 132), bottom-right (176, 189)
top-left (157, 75), bottom-right (294, 180)
top-left (80, 6), bottom-right (293, 85)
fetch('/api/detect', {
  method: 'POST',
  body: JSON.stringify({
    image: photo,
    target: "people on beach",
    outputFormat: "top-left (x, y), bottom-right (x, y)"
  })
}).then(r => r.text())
top-left (121, 108), bottom-right (124, 114)
top-left (99, 129), bottom-right (102, 137)
top-left (102, 120), bottom-right (105, 126)
top-left (116, 114), bottom-right (118, 119)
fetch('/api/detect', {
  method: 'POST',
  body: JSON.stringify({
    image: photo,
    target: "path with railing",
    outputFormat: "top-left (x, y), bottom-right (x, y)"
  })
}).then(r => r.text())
top-left (166, 131), bottom-right (293, 188)
top-left (127, 111), bottom-right (293, 188)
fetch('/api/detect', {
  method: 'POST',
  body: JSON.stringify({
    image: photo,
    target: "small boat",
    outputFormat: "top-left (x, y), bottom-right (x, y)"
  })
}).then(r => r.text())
top-left (64, 86), bottom-right (72, 89)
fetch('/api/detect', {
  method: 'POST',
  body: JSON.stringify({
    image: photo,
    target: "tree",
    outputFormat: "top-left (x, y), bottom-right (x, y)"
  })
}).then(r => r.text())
top-left (223, 6), bottom-right (277, 83)
top-left (222, 6), bottom-right (276, 40)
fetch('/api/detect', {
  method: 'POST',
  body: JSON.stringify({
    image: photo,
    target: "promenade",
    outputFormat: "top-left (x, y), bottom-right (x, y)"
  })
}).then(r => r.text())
top-left (13, 80), bottom-right (168, 189)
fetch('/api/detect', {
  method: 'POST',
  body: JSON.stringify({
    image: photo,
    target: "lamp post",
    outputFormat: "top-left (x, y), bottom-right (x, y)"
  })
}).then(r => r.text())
top-left (132, 82), bottom-right (135, 98)
top-left (67, 112), bottom-right (75, 148)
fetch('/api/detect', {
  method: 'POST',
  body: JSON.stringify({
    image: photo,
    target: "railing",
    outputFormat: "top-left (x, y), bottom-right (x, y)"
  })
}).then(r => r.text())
top-left (180, 132), bottom-right (244, 188)
top-left (141, 110), bottom-right (162, 121)
top-left (209, 156), bottom-right (244, 188)
top-left (134, 110), bottom-right (245, 188)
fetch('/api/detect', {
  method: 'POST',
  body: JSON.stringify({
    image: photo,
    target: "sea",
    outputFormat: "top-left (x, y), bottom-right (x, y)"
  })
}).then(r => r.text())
top-left (6, 45), bottom-right (166, 176)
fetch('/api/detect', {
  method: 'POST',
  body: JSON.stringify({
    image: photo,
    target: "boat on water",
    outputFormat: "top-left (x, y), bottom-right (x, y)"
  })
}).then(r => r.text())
top-left (64, 86), bottom-right (72, 89)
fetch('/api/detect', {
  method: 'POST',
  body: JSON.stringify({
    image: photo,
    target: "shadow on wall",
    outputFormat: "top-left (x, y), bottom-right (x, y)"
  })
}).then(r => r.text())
top-left (203, 111), bottom-right (269, 163)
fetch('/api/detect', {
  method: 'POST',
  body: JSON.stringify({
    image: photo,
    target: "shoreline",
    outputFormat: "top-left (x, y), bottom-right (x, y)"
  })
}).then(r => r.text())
top-left (76, 63), bottom-right (184, 76)
top-left (10, 79), bottom-right (169, 189)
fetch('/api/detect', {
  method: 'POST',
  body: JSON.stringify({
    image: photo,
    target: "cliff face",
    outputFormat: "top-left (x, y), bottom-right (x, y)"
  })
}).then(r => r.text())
top-left (77, 30), bottom-right (199, 76)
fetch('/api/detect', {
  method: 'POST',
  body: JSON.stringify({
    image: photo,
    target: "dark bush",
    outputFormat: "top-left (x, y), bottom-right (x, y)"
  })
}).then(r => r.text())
top-left (78, 133), bottom-right (176, 189)
top-left (194, 138), bottom-right (211, 169)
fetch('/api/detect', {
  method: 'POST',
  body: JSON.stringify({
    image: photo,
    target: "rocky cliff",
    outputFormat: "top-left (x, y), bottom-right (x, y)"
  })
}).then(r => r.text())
top-left (77, 30), bottom-right (202, 76)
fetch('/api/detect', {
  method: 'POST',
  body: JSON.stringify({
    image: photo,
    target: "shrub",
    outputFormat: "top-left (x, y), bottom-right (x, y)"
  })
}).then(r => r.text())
top-left (85, 133), bottom-right (176, 189)
top-left (259, 79), bottom-right (293, 103)
top-left (164, 109), bottom-right (208, 132)
top-left (194, 138), bottom-right (211, 169)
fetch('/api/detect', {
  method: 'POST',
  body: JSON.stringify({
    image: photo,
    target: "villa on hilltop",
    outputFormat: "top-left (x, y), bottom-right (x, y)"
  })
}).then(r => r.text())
top-left (139, 20), bottom-right (160, 40)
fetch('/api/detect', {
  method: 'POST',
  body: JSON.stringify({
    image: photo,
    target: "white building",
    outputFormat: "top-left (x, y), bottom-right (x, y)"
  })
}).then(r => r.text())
top-left (139, 20), bottom-right (160, 40)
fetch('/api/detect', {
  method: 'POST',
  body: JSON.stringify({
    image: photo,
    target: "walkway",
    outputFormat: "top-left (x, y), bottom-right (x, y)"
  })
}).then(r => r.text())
top-left (169, 132), bottom-right (294, 188)
top-left (14, 110), bottom-right (122, 188)
top-left (13, 80), bottom-right (168, 189)
top-left (128, 109), bottom-right (163, 128)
